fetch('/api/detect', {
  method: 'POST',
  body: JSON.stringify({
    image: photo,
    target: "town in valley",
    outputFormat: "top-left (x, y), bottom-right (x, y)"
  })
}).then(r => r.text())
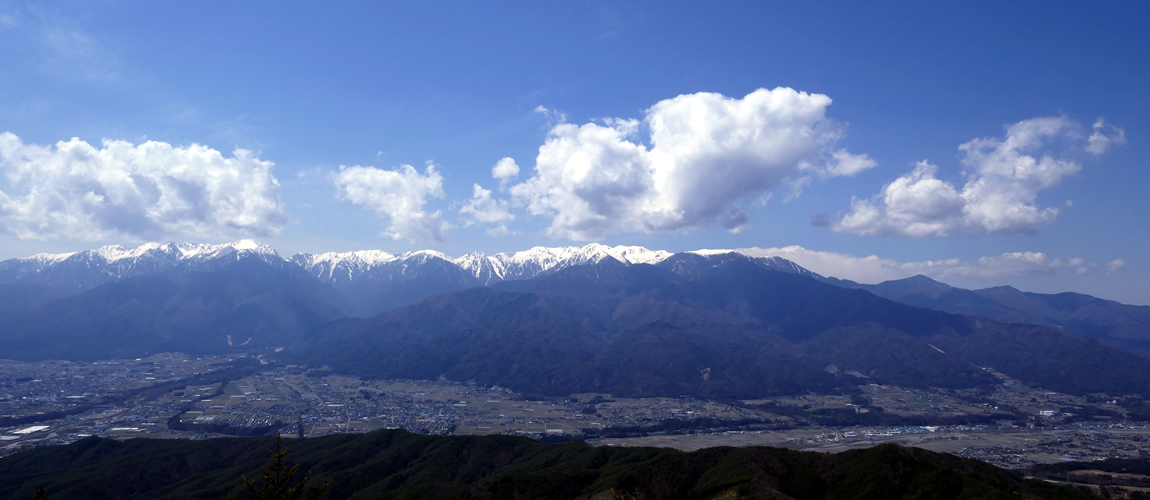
top-left (4, 352), bottom-right (1150, 471)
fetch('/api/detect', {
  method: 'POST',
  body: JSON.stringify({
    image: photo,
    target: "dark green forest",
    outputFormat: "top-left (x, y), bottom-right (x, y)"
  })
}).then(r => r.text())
top-left (1, 429), bottom-right (1095, 500)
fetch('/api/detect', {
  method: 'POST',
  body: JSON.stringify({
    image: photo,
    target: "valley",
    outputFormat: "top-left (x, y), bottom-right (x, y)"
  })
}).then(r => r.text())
top-left (5, 353), bottom-right (1150, 472)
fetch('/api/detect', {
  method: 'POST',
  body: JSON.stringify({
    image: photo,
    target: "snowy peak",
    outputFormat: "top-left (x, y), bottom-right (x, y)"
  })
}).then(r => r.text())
top-left (505, 243), bottom-right (671, 266)
top-left (5, 241), bottom-right (823, 287)
top-left (89, 243), bottom-right (163, 262)
top-left (0, 240), bottom-right (281, 290)
top-left (288, 248), bottom-right (463, 284)
top-left (288, 243), bottom-right (677, 285)
top-left (469, 243), bottom-right (672, 283)
top-left (607, 245), bottom-right (674, 265)
top-left (2, 241), bottom-right (825, 313)
top-left (0, 240), bottom-right (830, 320)
top-left (18, 251), bottom-right (78, 266)
top-left (491, 243), bottom-right (673, 279)
top-left (397, 249), bottom-right (453, 264)
top-left (453, 252), bottom-right (508, 285)
top-left (292, 250), bottom-right (397, 269)
top-left (174, 239), bottom-right (279, 261)
top-left (288, 250), bottom-right (397, 283)
top-left (4, 242), bottom-right (820, 285)
top-left (496, 244), bottom-right (615, 278)
top-left (23, 239), bottom-right (278, 265)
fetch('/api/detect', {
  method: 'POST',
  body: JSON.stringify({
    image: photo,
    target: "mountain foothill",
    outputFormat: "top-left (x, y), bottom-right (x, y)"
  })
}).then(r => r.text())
top-left (2, 240), bottom-right (1149, 400)
top-left (0, 430), bottom-right (1095, 499)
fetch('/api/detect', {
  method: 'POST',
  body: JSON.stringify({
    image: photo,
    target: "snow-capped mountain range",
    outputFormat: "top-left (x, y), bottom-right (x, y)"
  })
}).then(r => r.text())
top-left (0, 239), bottom-right (281, 292)
top-left (0, 240), bottom-right (823, 315)
top-left (1, 239), bottom-right (799, 285)
top-left (290, 243), bottom-right (675, 285)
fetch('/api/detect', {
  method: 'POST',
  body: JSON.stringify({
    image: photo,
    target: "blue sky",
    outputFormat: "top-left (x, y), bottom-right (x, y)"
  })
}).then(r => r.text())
top-left (1, 1), bottom-right (1148, 303)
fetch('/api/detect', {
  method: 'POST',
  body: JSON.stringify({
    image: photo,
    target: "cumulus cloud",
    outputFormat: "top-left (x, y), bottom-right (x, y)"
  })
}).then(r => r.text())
top-left (510, 88), bottom-right (873, 240)
top-left (833, 116), bottom-right (1115, 237)
top-left (333, 163), bottom-right (449, 243)
top-left (834, 161), bottom-right (966, 237)
top-left (459, 184), bottom-right (514, 236)
top-left (0, 132), bottom-right (286, 240)
top-left (491, 157), bottom-right (519, 188)
top-left (1108, 259), bottom-right (1126, 273)
top-left (735, 245), bottom-right (1102, 284)
top-left (1086, 118), bottom-right (1127, 155)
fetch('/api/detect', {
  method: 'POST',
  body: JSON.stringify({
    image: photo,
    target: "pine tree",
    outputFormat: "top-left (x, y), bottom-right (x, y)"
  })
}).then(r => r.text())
top-left (222, 435), bottom-right (330, 500)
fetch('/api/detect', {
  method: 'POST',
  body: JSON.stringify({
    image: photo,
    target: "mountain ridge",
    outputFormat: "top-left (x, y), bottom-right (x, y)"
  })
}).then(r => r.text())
top-left (3, 244), bottom-right (1149, 398)
top-left (5, 240), bottom-right (1148, 356)
top-left (852, 274), bottom-right (1150, 357)
top-left (0, 241), bottom-right (788, 316)
top-left (299, 256), bottom-right (1150, 398)
top-left (2, 240), bottom-right (832, 285)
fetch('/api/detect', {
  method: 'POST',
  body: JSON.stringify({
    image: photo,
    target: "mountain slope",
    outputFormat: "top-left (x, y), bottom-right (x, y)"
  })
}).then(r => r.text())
top-left (292, 250), bottom-right (484, 317)
top-left (0, 430), bottom-right (1092, 500)
top-left (0, 257), bottom-right (348, 360)
top-left (855, 275), bottom-right (1150, 357)
top-left (300, 254), bottom-right (1150, 398)
top-left (0, 240), bottom-right (282, 313)
top-left (285, 243), bottom-right (820, 317)
top-left (289, 243), bottom-right (675, 316)
top-left (6, 238), bottom-right (1150, 387)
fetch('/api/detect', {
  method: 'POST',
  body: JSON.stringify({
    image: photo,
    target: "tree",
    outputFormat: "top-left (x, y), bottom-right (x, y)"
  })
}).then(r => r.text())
top-left (222, 435), bottom-right (330, 500)
top-left (29, 487), bottom-right (52, 500)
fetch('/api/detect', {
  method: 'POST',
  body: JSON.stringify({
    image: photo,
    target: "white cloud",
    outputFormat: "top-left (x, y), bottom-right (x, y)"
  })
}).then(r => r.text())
top-left (1108, 259), bottom-right (1126, 273)
top-left (534, 105), bottom-right (566, 124)
top-left (957, 252), bottom-right (1064, 278)
top-left (485, 224), bottom-right (512, 237)
top-left (491, 157), bottom-right (519, 188)
top-left (0, 132), bottom-right (286, 241)
top-left (333, 163), bottom-right (449, 243)
top-left (1086, 118), bottom-right (1127, 155)
top-left (510, 87), bottom-right (873, 240)
top-left (735, 245), bottom-right (1099, 284)
top-left (834, 161), bottom-right (966, 237)
top-left (459, 184), bottom-right (514, 236)
top-left (834, 116), bottom-right (1102, 237)
top-left (824, 149), bottom-right (878, 177)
